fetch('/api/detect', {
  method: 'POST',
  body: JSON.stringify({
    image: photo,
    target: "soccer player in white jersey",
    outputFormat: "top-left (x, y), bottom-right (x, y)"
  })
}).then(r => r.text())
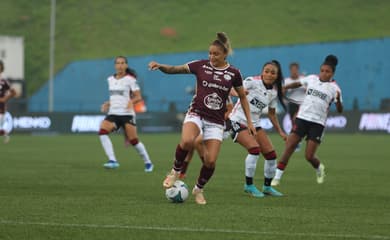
top-left (99, 56), bottom-right (154, 172)
top-left (0, 60), bottom-right (16, 144)
top-left (272, 55), bottom-right (343, 186)
top-left (229, 60), bottom-right (287, 197)
top-left (284, 62), bottom-right (306, 151)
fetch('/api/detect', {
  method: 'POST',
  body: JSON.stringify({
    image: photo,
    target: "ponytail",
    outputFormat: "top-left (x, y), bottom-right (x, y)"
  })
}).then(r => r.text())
top-left (322, 54), bottom-right (338, 72)
top-left (212, 32), bottom-right (233, 55)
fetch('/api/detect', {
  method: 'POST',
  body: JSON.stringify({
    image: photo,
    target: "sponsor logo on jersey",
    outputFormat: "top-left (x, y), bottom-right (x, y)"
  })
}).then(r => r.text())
top-left (307, 88), bottom-right (328, 101)
top-left (213, 75), bottom-right (221, 81)
top-left (202, 65), bottom-right (213, 71)
top-left (202, 81), bottom-right (229, 92)
top-left (223, 70), bottom-right (235, 77)
top-left (204, 70), bottom-right (213, 75)
top-left (204, 93), bottom-right (223, 110)
top-left (109, 90), bottom-right (125, 96)
top-left (250, 97), bottom-right (267, 110)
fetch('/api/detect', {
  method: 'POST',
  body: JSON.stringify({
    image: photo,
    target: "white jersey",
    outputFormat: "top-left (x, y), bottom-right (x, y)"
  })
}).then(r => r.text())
top-left (229, 76), bottom-right (278, 126)
top-left (107, 74), bottom-right (140, 116)
top-left (284, 75), bottom-right (306, 104)
top-left (297, 75), bottom-right (342, 126)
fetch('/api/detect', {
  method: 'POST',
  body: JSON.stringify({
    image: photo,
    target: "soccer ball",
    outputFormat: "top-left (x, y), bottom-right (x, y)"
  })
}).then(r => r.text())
top-left (165, 180), bottom-right (189, 203)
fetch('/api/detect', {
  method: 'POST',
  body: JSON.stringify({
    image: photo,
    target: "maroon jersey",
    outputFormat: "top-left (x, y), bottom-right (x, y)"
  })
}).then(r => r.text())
top-left (0, 79), bottom-right (11, 113)
top-left (187, 59), bottom-right (243, 125)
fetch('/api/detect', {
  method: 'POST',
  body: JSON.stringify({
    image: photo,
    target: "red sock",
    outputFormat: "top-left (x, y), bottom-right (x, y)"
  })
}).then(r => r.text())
top-left (173, 144), bottom-right (188, 171)
top-left (277, 162), bottom-right (287, 170)
top-left (196, 165), bottom-right (215, 189)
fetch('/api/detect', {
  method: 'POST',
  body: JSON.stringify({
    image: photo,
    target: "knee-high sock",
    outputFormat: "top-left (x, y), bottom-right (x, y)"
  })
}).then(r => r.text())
top-left (264, 159), bottom-right (276, 179)
top-left (245, 154), bottom-right (259, 178)
top-left (134, 142), bottom-right (152, 164)
top-left (263, 151), bottom-right (277, 186)
top-left (99, 135), bottom-right (117, 161)
top-left (173, 144), bottom-right (188, 171)
top-left (196, 165), bottom-right (215, 189)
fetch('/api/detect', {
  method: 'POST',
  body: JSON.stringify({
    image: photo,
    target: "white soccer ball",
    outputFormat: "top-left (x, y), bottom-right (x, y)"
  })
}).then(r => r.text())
top-left (165, 180), bottom-right (189, 203)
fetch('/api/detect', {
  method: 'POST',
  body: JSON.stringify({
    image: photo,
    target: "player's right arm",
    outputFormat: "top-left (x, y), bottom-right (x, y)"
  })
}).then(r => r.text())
top-left (148, 61), bottom-right (190, 74)
top-left (335, 91), bottom-right (343, 113)
top-left (101, 101), bottom-right (110, 113)
top-left (283, 81), bottom-right (302, 92)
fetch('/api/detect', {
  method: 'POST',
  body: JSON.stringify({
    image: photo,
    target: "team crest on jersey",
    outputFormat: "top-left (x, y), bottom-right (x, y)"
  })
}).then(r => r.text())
top-left (204, 93), bottom-right (223, 110)
top-left (224, 74), bottom-right (232, 81)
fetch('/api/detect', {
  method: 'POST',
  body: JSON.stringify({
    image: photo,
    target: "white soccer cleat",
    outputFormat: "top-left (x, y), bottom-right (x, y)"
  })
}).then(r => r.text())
top-left (316, 163), bottom-right (326, 184)
top-left (192, 186), bottom-right (206, 205)
top-left (271, 178), bottom-right (280, 186)
top-left (163, 169), bottom-right (179, 188)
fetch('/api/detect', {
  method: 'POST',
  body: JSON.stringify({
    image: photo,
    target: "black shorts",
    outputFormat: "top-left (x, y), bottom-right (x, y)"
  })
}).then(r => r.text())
top-left (105, 115), bottom-right (136, 130)
top-left (288, 102), bottom-right (300, 119)
top-left (292, 118), bottom-right (324, 143)
top-left (229, 119), bottom-right (262, 142)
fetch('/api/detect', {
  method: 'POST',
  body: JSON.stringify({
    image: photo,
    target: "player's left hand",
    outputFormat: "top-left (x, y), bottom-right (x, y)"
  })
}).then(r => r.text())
top-left (248, 123), bottom-right (257, 137)
top-left (280, 132), bottom-right (288, 141)
top-left (127, 100), bottom-right (134, 110)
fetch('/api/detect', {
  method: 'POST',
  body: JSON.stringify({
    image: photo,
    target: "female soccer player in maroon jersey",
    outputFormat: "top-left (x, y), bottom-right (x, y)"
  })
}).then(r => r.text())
top-left (149, 32), bottom-right (255, 204)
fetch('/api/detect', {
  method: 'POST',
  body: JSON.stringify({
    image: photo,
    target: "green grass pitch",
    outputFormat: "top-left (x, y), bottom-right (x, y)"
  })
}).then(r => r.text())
top-left (0, 133), bottom-right (389, 240)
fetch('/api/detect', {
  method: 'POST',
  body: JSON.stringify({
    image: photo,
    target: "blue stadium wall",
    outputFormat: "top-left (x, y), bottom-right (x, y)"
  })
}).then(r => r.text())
top-left (28, 37), bottom-right (390, 112)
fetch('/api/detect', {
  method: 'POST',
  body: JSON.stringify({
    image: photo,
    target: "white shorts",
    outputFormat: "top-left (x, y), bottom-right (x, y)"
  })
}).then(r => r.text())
top-left (184, 113), bottom-right (224, 141)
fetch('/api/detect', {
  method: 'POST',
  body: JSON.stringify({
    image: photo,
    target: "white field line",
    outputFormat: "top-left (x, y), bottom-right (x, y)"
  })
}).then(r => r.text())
top-left (0, 219), bottom-right (389, 240)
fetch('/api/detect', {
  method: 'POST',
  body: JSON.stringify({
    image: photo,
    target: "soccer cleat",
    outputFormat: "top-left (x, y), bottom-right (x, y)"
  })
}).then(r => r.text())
top-left (262, 185), bottom-right (283, 197)
top-left (316, 163), bottom-right (326, 184)
top-left (103, 160), bottom-right (120, 169)
top-left (244, 184), bottom-right (264, 198)
top-left (144, 163), bottom-right (154, 173)
top-left (192, 186), bottom-right (206, 205)
top-left (163, 169), bottom-right (179, 188)
top-left (271, 178), bottom-right (280, 187)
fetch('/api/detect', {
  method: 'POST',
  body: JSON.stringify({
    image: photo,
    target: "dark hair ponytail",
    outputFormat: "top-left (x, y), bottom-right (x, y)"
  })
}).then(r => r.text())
top-left (126, 67), bottom-right (137, 78)
top-left (322, 54), bottom-right (338, 72)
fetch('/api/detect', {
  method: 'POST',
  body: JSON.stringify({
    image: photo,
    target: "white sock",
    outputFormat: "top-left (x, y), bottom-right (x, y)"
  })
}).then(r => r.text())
top-left (99, 135), bottom-right (117, 161)
top-left (274, 168), bottom-right (284, 180)
top-left (134, 142), bottom-right (152, 164)
top-left (264, 159), bottom-right (276, 179)
top-left (245, 154), bottom-right (258, 178)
